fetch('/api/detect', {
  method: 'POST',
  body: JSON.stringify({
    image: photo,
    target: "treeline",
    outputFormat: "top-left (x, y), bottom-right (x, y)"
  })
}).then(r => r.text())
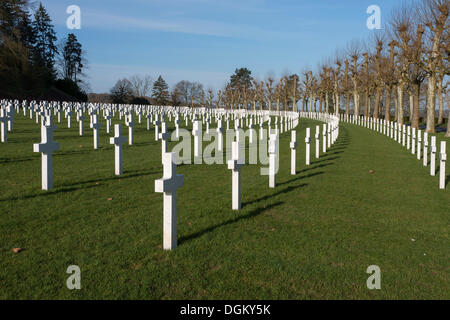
top-left (0, 0), bottom-right (88, 101)
top-left (108, 75), bottom-right (208, 107)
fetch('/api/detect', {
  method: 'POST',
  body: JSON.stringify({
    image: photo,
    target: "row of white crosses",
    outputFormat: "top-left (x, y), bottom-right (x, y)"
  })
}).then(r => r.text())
top-left (153, 110), bottom-right (302, 249)
top-left (341, 114), bottom-right (447, 190)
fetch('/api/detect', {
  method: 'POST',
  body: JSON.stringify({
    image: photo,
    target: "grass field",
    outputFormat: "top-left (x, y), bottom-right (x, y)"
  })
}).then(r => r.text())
top-left (0, 113), bottom-right (449, 299)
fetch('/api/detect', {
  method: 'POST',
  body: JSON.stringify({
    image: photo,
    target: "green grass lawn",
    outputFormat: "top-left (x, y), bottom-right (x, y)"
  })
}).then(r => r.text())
top-left (0, 113), bottom-right (449, 299)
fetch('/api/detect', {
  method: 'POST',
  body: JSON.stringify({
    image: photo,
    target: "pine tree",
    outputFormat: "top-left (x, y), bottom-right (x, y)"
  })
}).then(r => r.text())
top-left (152, 75), bottom-right (169, 105)
top-left (32, 2), bottom-right (57, 76)
top-left (62, 33), bottom-right (83, 82)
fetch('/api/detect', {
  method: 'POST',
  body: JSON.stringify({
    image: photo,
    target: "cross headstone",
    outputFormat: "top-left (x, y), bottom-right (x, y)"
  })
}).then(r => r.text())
top-left (269, 132), bottom-right (278, 188)
top-left (305, 128), bottom-right (311, 165)
top-left (91, 114), bottom-right (102, 149)
top-left (155, 152), bottom-right (184, 250)
top-left (315, 125), bottom-right (320, 159)
top-left (290, 130), bottom-right (297, 175)
top-left (127, 114), bottom-right (136, 145)
top-left (430, 136), bottom-right (437, 176)
top-left (322, 124), bottom-right (327, 153)
top-left (423, 132), bottom-right (428, 167)
top-left (217, 120), bottom-right (224, 152)
top-left (228, 141), bottom-right (243, 209)
top-left (33, 116), bottom-right (59, 190)
top-left (439, 141), bottom-right (446, 190)
top-left (192, 119), bottom-right (202, 160)
top-left (0, 109), bottom-right (7, 143)
top-left (417, 130), bottom-right (422, 160)
top-left (159, 121), bottom-right (170, 155)
top-left (110, 124), bottom-right (127, 175)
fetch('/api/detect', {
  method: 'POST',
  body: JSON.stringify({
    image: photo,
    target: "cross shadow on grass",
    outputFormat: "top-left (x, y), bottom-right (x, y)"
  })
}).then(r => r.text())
top-left (0, 184), bottom-right (100, 202)
top-left (178, 201), bottom-right (284, 245)
top-left (60, 170), bottom-right (161, 188)
top-left (242, 184), bottom-right (307, 207)
top-left (278, 171), bottom-right (324, 186)
top-left (0, 156), bottom-right (39, 164)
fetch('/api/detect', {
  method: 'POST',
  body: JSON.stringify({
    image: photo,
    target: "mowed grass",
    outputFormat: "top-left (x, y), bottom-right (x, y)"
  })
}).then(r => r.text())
top-left (0, 112), bottom-right (449, 300)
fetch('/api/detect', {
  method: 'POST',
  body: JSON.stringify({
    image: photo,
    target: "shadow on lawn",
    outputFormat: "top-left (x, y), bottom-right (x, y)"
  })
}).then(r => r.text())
top-left (178, 201), bottom-right (284, 245)
top-left (278, 171), bottom-right (325, 187)
top-left (60, 170), bottom-right (161, 188)
top-left (0, 156), bottom-right (39, 164)
top-left (243, 184), bottom-right (307, 207)
top-left (0, 170), bottom-right (161, 202)
top-left (0, 184), bottom-right (100, 202)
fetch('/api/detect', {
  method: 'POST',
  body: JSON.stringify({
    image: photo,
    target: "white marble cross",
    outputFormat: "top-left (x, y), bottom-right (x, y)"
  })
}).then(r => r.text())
top-left (412, 128), bottom-right (416, 155)
top-left (439, 141), bottom-right (446, 190)
top-left (154, 115), bottom-right (160, 141)
top-left (423, 132), bottom-right (428, 167)
top-left (290, 130), bottom-right (297, 175)
top-left (66, 110), bottom-right (72, 128)
top-left (228, 141), bottom-right (243, 209)
top-left (407, 126), bottom-right (411, 150)
top-left (105, 112), bottom-right (112, 134)
top-left (91, 114), bottom-right (102, 149)
top-left (269, 132), bottom-right (278, 188)
top-left (159, 121), bottom-right (170, 155)
top-left (417, 130), bottom-right (422, 160)
top-left (192, 119), bottom-right (202, 159)
top-left (33, 116), bottom-right (59, 190)
top-left (126, 114), bottom-right (136, 145)
top-left (305, 128), bottom-right (311, 165)
top-left (430, 136), bottom-right (437, 176)
top-left (110, 124), bottom-right (126, 175)
top-left (327, 124), bottom-right (331, 149)
top-left (217, 120), bottom-right (224, 152)
top-left (0, 109), bottom-right (7, 143)
top-left (78, 113), bottom-right (85, 136)
top-left (155, 152), bottom-right (184, 250)
top-left (315, 125), bottom-right (320, 159)
top-left (322, 124), bottom-right (327, 153)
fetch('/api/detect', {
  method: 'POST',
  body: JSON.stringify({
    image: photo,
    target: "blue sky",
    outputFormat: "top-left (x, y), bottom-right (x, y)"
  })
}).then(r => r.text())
top-left (40, 0), bottom-right (400, 93)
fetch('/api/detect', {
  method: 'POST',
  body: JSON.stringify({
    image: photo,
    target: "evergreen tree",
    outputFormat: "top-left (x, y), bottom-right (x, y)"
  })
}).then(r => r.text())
top-left (152, 75), bottom-right (169, 105)
top-left (61, 33), bottom-right (83, 82)
top-left (230, 67), bottom-right (253, 89)
top-left (32, 2), bottom-right (57, 76)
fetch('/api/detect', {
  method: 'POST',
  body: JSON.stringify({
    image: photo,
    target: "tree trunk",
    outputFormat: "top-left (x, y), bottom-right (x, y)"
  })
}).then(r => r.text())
top-left (445, 92), bottom-right (450, 137)
top-left (385, 88), bottom-right (391, 121)
top-left (394, 88), bottom-right (398, 122)
top-left (374, 88), bottom-right (381, 119)
top-left (437, 77), bottom-right (444, 125)
top-left (397, 85), bottom-right (404, 125)
top-left (335, 93), bottom-right (340, 115)
top-left (412, 82), bottom-right (420, 129)
top-left (409, 93), bottom-right (414, 123)
top-left (325, 92), bottom-right (329, 113)
top-left (346, 92), bottom-right (350, 116)
top-left (426, 75), bottom-right (436, 133)
top-left (353, 90), bottom-right (360, 116)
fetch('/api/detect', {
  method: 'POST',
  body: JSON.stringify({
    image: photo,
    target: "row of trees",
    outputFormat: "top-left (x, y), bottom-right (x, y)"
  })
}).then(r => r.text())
top-left (110, 75), bottom-right (210, 107)
top-left (0, 0), bottom-right (87, 100)
top-left (296, 0), bottom-right (449, 135)
top-left (211, 1), bottom-right (448, 135)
